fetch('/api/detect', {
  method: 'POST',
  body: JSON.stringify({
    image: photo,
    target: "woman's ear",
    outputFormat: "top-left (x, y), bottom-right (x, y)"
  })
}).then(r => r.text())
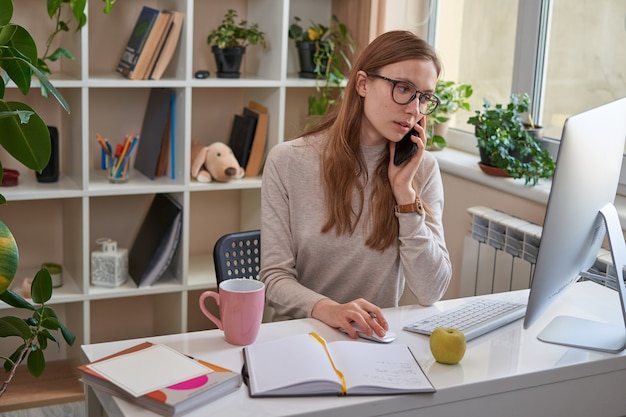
top-left (355, 70), bottom-right (368, 98)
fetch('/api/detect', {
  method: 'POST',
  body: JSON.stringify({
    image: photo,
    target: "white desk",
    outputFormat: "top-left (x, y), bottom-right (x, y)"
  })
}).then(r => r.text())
top-left (81, 281), bottom-right (626, 417)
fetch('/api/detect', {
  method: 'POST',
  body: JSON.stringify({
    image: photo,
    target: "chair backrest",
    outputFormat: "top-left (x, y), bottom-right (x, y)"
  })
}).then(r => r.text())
top-left (213, 230), bottom-right (261, 287)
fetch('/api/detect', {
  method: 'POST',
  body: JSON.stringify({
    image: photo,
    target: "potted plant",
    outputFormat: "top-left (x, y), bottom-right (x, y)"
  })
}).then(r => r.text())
top-left (427, 80), bottom-right (473, 150)
top-left (467, 93), bottom-right (555, 186)
top-left (289, 16), bottom-right (330, 79)
top-left (288, 15), bottom-right (354, 117)
top-left (207, 9), bottom-right (266, 78)
top-left (0, 0), bottom-right (75, 396)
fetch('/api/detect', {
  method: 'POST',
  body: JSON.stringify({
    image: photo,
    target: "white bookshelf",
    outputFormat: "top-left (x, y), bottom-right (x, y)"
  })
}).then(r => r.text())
top-left (1, 0), bottom-right (359, 369)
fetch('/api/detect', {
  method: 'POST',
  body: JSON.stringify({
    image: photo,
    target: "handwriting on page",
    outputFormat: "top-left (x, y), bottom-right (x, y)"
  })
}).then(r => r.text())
top-left (361, 359), bottom-right (425, 386)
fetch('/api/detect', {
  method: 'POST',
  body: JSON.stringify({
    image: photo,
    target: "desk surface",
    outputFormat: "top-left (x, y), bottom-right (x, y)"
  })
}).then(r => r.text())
top-left (81, 281), bottom-right (626, 417)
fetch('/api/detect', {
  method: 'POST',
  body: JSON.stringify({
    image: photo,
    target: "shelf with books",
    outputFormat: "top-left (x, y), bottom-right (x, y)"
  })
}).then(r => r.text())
top-left (1, 2), bottom-right (365, 407)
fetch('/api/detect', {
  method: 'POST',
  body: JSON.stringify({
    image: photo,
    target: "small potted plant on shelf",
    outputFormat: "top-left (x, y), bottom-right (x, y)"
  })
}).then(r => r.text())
top-left (288, 15), bottom-right (354, 117)
top-left (289, 16), bottom-right (330, 79)
top-left (427, 80), bottom-right (473, 150)
top-left (0, 0), bottom-right (75, 397)
top-left (207, 8), bottom-right (267, 79)
top-left (467, 93), bottom-right (555, 186)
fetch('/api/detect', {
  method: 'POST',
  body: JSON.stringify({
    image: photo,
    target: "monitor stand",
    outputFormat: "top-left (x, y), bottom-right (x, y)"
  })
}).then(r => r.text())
top-left (537, 203), bottom-right (626, 353)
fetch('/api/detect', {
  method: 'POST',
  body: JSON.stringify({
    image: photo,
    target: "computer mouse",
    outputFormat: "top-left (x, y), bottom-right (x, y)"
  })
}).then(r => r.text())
top-left (339, 322), bottom-right (397, 343)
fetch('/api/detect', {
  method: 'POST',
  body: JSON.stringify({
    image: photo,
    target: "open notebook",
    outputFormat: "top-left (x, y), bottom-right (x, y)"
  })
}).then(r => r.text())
top-left (242, 332), bottom-right (435, 397)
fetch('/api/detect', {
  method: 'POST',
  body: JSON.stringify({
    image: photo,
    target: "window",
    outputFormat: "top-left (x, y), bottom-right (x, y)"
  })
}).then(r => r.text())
top-left (542, 0), bottom-right (626, 139)
top-left (430, 0), bottom-right (626, 141)
top-left (434, 0), bottom-right (519, 135)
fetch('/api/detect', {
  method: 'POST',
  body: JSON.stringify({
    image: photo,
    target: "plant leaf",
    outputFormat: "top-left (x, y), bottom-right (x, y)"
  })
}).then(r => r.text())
top-left (0, 316), bottom-right (31, 339)
top-left (0, 19), bottom-right (17, 45)
top-left (3, 344), bottom-right (25, 371)
top-left (31, 268), bottom-right (53, 304)
top-left (0, 0), bottom-right (13, 26)
top-left (31, 62), bottom-right (70, 112)
top-left (27, 347), bottom-right (45, 377)
top-left (59, 322), bottom-right (76, 345)
top-left (70, 0), bottom-right (87, 31)
top-left (0, 101), bottom-right (51, 172)
top-left (0, 288), bottom-right (35, 310)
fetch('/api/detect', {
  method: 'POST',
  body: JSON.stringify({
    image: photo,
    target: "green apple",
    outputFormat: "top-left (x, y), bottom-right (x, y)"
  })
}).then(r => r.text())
top-left (429, 327), bottom-right (466, 365)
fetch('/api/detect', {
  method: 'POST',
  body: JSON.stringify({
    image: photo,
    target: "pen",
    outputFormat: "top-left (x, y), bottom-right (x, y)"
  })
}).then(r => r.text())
top-left (117, 136), bottom-right (139, 178)
top-left (96, 134), bottom-right (110, 156)
top-left (113, 137), bottom-right (132, 177)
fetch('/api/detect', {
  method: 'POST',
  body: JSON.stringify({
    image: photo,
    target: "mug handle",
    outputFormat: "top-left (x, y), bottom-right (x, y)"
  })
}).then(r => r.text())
top-left (199, 291), bottom-right (223, 330)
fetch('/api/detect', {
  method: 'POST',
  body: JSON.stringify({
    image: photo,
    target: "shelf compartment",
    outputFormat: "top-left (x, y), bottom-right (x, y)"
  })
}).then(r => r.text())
top-left (0, 198), bottom-right (84, 294)
top-left (88, 193), bottom-right (184, 292)
top-left (89, 292), bottom-right (183, 344)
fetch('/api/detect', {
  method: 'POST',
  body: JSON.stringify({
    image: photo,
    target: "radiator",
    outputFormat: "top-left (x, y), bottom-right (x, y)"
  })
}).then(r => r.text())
top-left (459, 206), bottom-right (620, 297)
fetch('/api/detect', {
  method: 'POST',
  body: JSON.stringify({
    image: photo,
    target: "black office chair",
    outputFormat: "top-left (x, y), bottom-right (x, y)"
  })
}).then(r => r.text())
top-left (213, 230), bottom-right (261, 287)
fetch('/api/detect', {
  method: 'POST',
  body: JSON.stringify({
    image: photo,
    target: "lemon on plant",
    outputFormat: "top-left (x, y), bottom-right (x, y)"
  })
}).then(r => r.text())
top-left (429, 327), bottom-right (466, 365)
top-left (0, 220), bottom-right (19, 294)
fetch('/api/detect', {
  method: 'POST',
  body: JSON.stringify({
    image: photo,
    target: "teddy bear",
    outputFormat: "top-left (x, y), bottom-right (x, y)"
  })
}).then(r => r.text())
top-left (191, 141), bottom-right (245, 183)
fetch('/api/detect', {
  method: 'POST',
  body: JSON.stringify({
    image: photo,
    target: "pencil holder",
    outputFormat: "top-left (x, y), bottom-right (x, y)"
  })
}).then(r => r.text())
top-left (107, 154), bottom-right (131, 183)
top-left (91, 238), bottom-right (128, 287)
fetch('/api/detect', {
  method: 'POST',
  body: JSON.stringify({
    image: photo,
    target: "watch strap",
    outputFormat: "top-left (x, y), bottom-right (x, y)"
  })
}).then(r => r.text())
top-left (395, 197), bottom-right (424, 215)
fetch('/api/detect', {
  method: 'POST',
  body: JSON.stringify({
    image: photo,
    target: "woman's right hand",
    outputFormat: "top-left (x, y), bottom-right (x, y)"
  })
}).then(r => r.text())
top-left (311, 298), bottom-right (389, 339)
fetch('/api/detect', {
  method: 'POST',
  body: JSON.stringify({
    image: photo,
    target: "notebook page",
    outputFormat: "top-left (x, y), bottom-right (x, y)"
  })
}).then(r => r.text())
top-left (329, 341), bottom-right (433, 393)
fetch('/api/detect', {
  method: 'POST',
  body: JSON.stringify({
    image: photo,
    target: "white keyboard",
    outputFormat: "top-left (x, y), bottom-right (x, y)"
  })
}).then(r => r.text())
top-left (403, 298), bottom-right (526, 341)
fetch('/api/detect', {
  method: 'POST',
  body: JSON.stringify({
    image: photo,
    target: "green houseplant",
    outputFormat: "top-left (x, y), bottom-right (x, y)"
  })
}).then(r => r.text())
top-left (467, 93), bottom-right (555, 186)
top-left (207, 9), bottom-right (266, 78)
top-left (38, 0), bottom-right (116, 75)
top-left (288, 15), bottom-right (354, 117)
top-left (0, 0), bottom-right (75, 396)
top-left (427, 80), bottom-right (473, 150)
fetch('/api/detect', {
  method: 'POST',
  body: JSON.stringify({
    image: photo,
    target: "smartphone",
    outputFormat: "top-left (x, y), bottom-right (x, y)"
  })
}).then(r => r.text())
top-left (393, 128), bottom-right (418, 166)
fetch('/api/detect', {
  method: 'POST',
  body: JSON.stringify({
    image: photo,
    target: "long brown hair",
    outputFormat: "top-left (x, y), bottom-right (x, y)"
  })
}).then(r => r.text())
top-left (306, 31), bottom-right (442, 251)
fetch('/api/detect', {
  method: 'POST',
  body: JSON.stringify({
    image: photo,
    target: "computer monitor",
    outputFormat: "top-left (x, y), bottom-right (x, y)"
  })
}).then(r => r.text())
top-left (523, 97), bottom-right (626, 353)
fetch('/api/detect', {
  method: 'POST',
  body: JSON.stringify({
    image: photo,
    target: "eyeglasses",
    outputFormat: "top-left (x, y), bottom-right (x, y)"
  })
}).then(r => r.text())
top-left (368, 73), bottom-right (440, 115)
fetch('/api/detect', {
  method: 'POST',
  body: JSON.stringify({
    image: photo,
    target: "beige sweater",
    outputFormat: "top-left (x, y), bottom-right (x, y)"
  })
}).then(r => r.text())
top-left (260, 135), bottom-right (452, 319)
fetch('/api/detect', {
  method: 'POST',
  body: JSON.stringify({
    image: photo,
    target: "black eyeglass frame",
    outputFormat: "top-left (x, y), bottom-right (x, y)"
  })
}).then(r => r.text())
top-left (367, 73), bottom-right (440, 115)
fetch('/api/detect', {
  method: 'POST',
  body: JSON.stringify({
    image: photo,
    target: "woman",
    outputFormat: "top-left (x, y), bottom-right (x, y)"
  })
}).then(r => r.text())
top-left (260, 31), bottom-right (452, 339)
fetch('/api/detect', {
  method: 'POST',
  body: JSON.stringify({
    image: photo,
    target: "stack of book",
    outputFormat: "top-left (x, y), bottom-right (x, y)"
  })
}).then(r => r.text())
top-left (117, 6), bottom-right (185, 80)
top-left (227, 101), bottom-right (269, 178)
top-left (78, 342), bottom-right (241, 417)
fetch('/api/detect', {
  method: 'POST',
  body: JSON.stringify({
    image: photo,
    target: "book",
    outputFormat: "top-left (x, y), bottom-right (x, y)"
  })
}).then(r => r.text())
top-left (134, 88), bottom-right (173, 179)
top-left (169, 91), bottom-right (176, 179)
top-left (117, 6), bottom-right (160, 78)
top-left (242, 101), bottom-right (269, 178)
top-left (242, 332), bottom-right (435, 397)
top-left (79, 341), bottom-right (241, 417)
top-left (155, 113), bottom-right (171, 177)
top-left (228, 113), bottom-right (257, 169)
top-left (129, 193), bottom-right (182, 287)
top-left (128, 10), bottom-right (172, 80)
top-left (141, 10), bottom-right (174, 80)
top-left (149, 10), bottom-right (185, 80)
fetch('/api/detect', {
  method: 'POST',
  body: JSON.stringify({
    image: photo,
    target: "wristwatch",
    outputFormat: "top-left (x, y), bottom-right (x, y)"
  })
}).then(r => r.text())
top-left (394, 197), bottom-right (424, 215)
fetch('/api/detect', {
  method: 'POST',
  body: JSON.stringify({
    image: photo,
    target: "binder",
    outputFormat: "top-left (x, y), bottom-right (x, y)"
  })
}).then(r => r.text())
top-left (129, 193), bottom-right (182, 287)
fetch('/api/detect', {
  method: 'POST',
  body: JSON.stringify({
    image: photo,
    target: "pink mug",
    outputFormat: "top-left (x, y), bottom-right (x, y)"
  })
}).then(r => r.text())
top-left (199, 278), bottom-right (265, 345)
